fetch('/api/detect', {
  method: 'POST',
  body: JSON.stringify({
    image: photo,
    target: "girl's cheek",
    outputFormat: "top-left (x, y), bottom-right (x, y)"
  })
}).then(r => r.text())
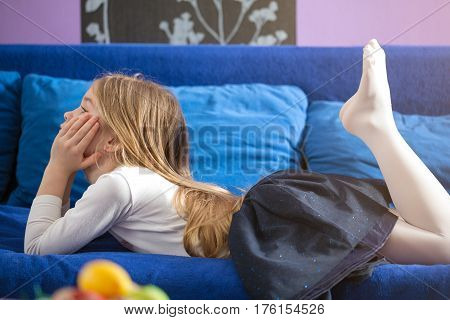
top-left (89, 131), bottom-right (104, 154)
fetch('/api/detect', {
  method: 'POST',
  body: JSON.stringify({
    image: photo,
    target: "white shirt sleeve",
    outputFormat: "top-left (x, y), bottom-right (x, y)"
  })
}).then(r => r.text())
top-left (24, 172), bottom-right (133, 255)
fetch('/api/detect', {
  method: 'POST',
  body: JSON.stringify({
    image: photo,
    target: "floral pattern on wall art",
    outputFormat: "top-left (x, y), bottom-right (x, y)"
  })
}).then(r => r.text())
top-left (82, 0), bottom-right (295, 45)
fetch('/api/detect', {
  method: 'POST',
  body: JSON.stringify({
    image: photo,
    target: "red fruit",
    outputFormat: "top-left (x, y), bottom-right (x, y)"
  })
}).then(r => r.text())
top-left (74, 290), bottom-right (105, 300)
top-left (51, 287), bottom-right (104, 300)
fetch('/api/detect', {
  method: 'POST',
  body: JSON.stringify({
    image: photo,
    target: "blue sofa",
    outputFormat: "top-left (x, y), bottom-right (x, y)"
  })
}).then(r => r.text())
top-left (0, 44), bottom-right (449, 300)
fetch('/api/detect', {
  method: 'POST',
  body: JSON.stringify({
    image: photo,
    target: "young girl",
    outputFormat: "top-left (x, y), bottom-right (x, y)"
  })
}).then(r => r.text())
top-left (24, 39), bottom-right (450, 266)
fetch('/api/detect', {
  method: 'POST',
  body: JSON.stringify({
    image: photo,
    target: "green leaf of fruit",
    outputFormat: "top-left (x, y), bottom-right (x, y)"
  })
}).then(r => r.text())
top-left (125, 285), bottom-right (170, 300)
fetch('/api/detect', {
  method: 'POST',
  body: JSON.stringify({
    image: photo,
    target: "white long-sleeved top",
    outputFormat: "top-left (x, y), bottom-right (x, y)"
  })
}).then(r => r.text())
top-left (24, 165), bottom-right (190, 257)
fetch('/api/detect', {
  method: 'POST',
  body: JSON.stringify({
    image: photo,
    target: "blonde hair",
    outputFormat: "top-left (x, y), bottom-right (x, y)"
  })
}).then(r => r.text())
top-left (92, 72), bottom-right (244, 258)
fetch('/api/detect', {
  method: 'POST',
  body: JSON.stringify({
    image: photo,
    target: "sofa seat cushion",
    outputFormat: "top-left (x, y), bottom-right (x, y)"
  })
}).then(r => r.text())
top-left (1, 204), bottom-right (448, 299)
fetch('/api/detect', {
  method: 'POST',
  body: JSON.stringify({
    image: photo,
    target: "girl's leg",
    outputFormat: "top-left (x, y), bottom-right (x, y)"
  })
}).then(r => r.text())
top-left (340, 39), bottom-right (450, 264)
top-left (380, 209), bottom-right (450, 264)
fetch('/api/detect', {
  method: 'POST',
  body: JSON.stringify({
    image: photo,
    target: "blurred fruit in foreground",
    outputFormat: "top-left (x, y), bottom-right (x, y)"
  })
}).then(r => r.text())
top-left (51, 286), bottom-right (77, 300)
top-left (125, 285), bottom-right (170, 300)
top-left (52, 286), bottom-right (105, 300)
top-left (33, 284), bottom-right (51, 300)
top-left (77, 259), bottom-right (138, 299)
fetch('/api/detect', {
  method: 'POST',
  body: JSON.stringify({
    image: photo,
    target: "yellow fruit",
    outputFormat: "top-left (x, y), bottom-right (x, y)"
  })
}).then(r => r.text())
top-left (77, 259), bottom-right (138, 299)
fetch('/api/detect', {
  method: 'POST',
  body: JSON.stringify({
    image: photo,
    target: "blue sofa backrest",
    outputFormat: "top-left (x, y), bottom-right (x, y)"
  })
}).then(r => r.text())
top-left (0, 44), bottom-right (449, 115)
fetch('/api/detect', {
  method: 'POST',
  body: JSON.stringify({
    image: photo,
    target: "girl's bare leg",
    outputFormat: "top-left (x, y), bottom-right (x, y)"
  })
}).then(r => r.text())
top-left (382, 209), bottom-right (450, 264)
top-left (339, 39), bottom-right (450, 264)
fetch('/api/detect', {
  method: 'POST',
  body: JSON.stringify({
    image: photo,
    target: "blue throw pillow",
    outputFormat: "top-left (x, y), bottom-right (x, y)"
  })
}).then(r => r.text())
top-left (0, 71), bottom-right (22, 203)
top-left (302, 100), bottom-right (450, 193)
top-left (168, 84), bottom-right (307, 194)
top-left (7, 74), bottom-right (92, 208)
top-left (7, 73), bottom-right (308, 207)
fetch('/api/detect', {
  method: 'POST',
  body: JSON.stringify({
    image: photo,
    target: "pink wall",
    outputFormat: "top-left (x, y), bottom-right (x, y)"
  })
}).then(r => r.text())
top-left (297, 0), bottom-right (450, 46)
top-left (0, 0), bottom-right (449, 46)
top-left (0, 0), bottom-right (80, 44)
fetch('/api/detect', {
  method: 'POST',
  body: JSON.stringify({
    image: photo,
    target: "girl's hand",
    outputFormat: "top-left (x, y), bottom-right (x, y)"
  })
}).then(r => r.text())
top-left (49, 113), bottom-right (103, 175)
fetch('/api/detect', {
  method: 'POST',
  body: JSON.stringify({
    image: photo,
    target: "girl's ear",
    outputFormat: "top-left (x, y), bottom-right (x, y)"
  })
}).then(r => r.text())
top-left (104, 136), bottom-right (120, 153)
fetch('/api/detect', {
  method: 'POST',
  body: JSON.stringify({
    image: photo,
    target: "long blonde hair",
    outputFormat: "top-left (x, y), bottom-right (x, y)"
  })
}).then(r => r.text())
top-left (93, 72), bottom-right (244, 258)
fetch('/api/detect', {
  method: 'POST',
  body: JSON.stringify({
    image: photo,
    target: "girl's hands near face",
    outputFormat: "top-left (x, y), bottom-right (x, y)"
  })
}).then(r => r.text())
top-left (49, 113), bottom-right (103, 175)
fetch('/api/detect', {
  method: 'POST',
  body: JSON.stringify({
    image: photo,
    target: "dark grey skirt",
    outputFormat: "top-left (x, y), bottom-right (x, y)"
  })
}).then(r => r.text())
top-left (228, 168), bottom-right (399, 300)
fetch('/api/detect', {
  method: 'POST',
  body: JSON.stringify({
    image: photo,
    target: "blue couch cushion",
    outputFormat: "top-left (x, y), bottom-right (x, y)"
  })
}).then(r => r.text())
top-left (1, 204), bottom-right (448, 299)
top-left (169, 84), bottom-right (307, 194)
top-left (7, 74), bottom-right (92, 208)
top-left (0, 204), bottom-right (249, 300)
top-left (7, 73), bottom-right (308, 207)
top-left (303, 100), bottom-right (450, 193)
top-left (0, 71), bottom-right (21, 202)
